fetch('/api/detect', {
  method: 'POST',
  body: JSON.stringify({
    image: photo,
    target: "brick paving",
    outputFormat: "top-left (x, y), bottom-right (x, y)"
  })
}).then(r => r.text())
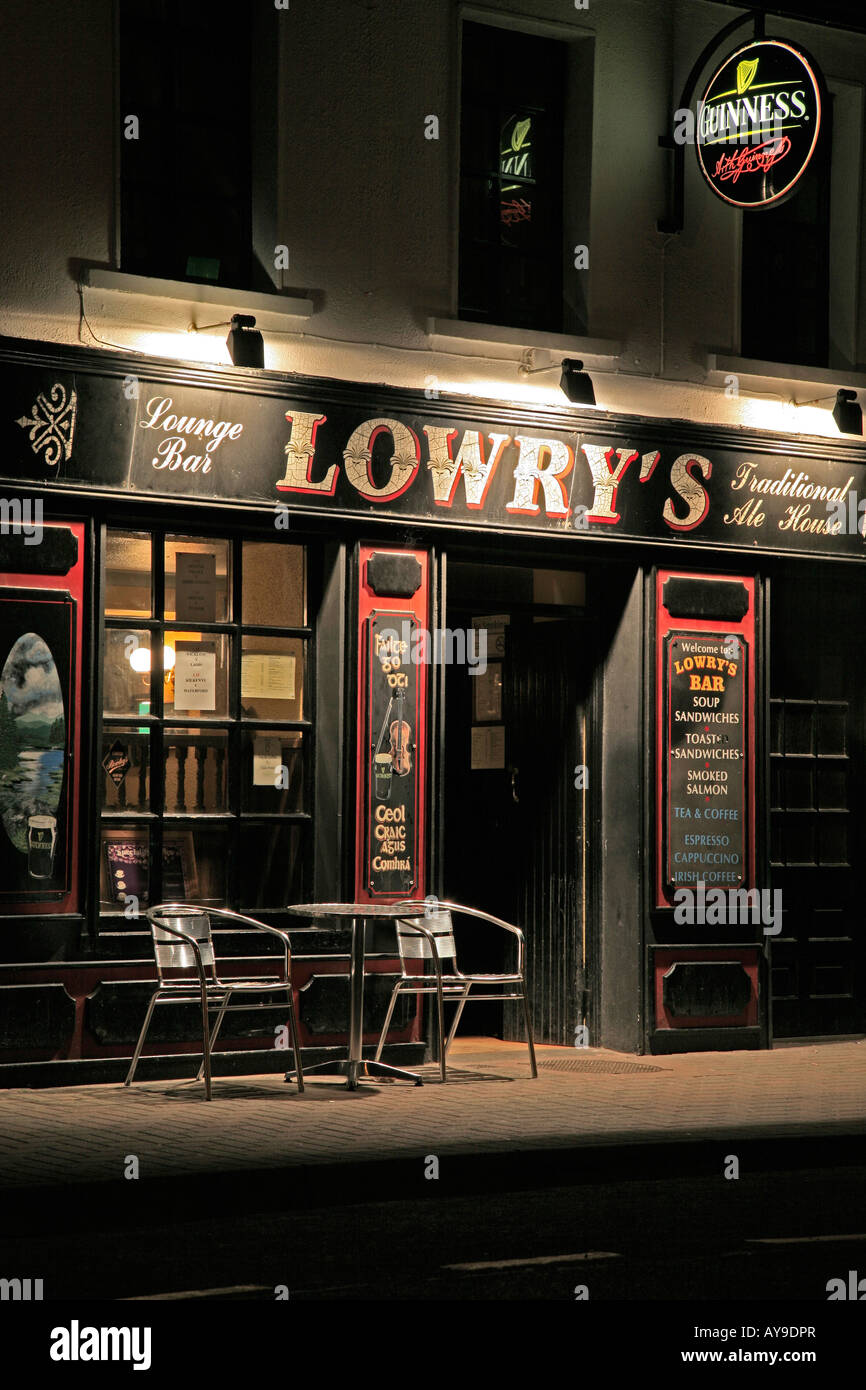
top-left (0, 1038), bottom-right (864, 1191)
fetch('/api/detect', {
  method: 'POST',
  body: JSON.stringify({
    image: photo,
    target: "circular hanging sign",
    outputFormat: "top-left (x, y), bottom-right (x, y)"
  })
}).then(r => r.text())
top-left (696, 38), bottom-right (823, 209)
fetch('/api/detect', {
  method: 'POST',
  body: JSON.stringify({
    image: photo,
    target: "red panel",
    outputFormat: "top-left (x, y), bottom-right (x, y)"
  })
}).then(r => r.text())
top-left (654, 947), bottom-right (760, 1029)
top-left (0, 522), bottom-right (85, 916)
top-left (354, 548), bottom-right (429, 902)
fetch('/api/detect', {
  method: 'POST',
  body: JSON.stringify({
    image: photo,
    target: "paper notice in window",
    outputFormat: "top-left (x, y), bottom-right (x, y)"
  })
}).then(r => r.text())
top-left (471, 725), bottom-right (505, 770)
top-left (241, 653), bottom-right (296, 701)
top-left (173, 644), bottom-right (217, 711)
top-left (472, 613), bottom-right (509, 659)
top-left (253, 736), bottom-right (283, 787)
top-left (175, 552), bottom-right (217, 623)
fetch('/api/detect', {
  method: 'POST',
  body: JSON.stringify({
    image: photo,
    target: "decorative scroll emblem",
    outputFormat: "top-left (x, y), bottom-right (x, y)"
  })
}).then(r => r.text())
top-left (16, 383), bottom-right (78, 468)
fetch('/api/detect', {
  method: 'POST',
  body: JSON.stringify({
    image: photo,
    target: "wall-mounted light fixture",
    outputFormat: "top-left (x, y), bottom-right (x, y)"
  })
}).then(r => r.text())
top-left (517, 352), bottom-right (597, 407)
top-left (559, 359), bottom-right (596, 407)
top-left (832, 389), bottom-right (862, 437)
top-left (226, 314), bottom-right (265, 368)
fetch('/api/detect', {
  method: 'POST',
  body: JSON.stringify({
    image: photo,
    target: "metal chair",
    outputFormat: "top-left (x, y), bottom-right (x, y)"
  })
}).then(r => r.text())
top-left (124, 904), bottom-right (305, 1100)
top-left (374, 900), bottom-right (537, 1081)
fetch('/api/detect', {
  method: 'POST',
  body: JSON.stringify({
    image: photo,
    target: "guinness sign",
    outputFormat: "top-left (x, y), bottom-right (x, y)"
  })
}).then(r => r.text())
top-left (696, 39), bottom-right (823, 209)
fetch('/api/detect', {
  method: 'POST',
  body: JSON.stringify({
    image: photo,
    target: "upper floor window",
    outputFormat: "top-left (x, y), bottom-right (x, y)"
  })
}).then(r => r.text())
top-left (119, 0), bottom-right (253, 290)
top-left (740, 101), bottom-right (833, 368)
top-left (459, 21), bottom-right (570, 334)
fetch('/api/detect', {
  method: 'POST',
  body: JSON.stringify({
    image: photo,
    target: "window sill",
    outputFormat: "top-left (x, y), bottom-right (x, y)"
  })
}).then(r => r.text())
top-left (427, 316), bottom-right (622, 362)
top-left (705, 353), bottom-right (866, 398)
top-left (82, 268), bottom-right (314, 331)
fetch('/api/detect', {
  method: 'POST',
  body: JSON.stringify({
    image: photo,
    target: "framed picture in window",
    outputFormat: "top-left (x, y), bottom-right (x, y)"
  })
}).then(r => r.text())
top-left (163, 832), bottom-right (199, 902)
top-left (103, 836), bottom-right (149, 905)
top-left (103, 831), bottom-right (198, 905)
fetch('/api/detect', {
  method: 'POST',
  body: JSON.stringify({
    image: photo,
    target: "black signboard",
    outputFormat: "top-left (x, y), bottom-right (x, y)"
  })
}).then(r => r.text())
top-left (366, 612), bottom-right (418, 898)
top-left (665, 632), bottom-right (747, 891)
top-left (3, 339), bottom-right (866, 559)
top-left (696, 39), bottom-right (823, 209)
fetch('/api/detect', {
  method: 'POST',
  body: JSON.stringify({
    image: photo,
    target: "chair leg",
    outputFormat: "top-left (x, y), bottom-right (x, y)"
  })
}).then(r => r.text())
top-left (285, 988), bottom-right (305, 1093)
top-left (195, 989), bottom-right (231, 1082)
top-left (199, 979), bottom-right (213, 1101)
top-left (444, 983), bottom-right (472, 1055)
top-left (374, 981), bottom-right (403, 1061)
top-left (124, 992), bottom-right (162, 1087)
top-left (520, 988), bottom-right (538, 1078)
top-left (434, 976), bottom-right (447, 1083)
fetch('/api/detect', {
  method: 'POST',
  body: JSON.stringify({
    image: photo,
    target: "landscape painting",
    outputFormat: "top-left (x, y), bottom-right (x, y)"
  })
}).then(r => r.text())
top-left (0, 595), bottom-right (73, 899)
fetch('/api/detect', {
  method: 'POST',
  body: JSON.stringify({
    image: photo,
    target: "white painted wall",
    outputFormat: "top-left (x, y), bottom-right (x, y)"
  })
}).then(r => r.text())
top-left (1, 0), bottom-right (864, 442)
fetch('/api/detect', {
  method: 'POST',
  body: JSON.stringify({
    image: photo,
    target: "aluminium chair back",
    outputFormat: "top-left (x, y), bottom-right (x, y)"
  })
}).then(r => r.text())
top-left (396, 909), bottom-right (457, 965)
top-left (148, 906), bottom-right (216, 986)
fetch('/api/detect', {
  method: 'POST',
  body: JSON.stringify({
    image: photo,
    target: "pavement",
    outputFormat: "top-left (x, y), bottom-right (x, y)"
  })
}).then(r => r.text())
top-left (1, 1036), bottom-right (865, 1199)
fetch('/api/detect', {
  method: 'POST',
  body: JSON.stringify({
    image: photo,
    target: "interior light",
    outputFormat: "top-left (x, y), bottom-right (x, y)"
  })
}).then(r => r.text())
top-left (128, 645), bottom-right (176, 674)
top-left (128, 646), bottom-right (150, 674)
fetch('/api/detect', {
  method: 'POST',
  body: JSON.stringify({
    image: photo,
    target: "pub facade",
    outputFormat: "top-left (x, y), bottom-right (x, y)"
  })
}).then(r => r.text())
top-left (0, 0), bottom-right (865, 1082)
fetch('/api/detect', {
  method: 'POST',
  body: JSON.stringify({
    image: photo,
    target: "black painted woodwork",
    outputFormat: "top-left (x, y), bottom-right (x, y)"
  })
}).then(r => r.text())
top-left (366, 552), bottom-right (422, 599)
top-left (298, 972), bottom-right (412, 1035)
top-left (0, 983), bottom-right (75, 1050)
top-left (662, 576), bottom-right (750, 621)
top-left (0, 527), bottom-right (78, 573)
top-left (661, 960), bottom-right (752, 1018)
top-left (86, 980), bottom-right (291, 1045)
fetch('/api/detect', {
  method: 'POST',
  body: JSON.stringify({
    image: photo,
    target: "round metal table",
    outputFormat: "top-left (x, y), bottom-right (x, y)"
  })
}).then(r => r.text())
top-left (283, 902), bottom-right (423, 1089)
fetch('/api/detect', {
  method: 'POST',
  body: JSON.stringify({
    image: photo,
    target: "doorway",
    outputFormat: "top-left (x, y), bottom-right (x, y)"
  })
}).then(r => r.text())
top-left (442, 560), bottom-right (592, 1045)
top-left (769, 568), bottom-right (866, 1038)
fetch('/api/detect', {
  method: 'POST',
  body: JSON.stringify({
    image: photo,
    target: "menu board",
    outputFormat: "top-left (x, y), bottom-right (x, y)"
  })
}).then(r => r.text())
top-left (665, 632), bottom-right (747, 890)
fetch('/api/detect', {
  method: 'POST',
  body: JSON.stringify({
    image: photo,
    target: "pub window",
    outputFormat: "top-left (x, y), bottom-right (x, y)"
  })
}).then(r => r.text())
top-left (99, 528), bottom-right (312, 922)
top-left (459, 21), bottom-right (582, 334)
top-left (119, 1), bottom-right (253, 289)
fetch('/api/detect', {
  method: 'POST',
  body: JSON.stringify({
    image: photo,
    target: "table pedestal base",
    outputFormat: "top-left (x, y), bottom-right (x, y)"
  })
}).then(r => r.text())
top-left (284, 1060), bottom-right (422, 1090)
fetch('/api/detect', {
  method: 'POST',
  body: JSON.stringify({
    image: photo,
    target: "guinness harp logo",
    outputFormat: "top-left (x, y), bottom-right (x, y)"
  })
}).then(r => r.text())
top-left (736, 57), bottom-right (759, 94)
top-left (511, 117), bottom-right (531, 152)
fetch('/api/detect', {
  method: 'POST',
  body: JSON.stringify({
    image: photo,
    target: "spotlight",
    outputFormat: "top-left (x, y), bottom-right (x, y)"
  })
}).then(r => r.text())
top-left (226, 314), bottom-right (264, 368)
top-left (559, 358), bottom-right (596, 406)
top-left (832, 389), bottom-right (862, 436)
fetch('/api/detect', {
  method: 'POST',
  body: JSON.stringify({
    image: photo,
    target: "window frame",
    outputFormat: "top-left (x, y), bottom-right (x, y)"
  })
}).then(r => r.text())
top-left (97, 522), bottom-right (314, 926)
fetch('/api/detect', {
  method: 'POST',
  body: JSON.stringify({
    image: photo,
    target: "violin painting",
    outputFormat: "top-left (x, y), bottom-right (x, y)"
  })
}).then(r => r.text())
top-left (389, 688), bottom-right (412, 776)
